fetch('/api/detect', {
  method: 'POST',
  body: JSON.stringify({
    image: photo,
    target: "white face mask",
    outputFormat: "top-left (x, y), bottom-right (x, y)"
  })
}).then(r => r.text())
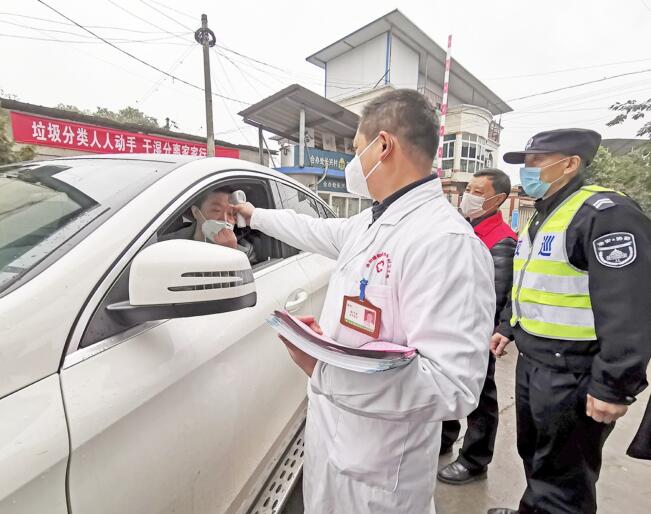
top-left (459, 193), bottom-right (500, 220)
top-left (193, 208), bottom-right (233, 243)
top-left (344, 135), bottom-right (383, 198)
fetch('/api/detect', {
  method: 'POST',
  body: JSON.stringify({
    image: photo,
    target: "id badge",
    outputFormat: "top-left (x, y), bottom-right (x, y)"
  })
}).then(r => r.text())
top-left (340, 295), bottom-right (382, 339)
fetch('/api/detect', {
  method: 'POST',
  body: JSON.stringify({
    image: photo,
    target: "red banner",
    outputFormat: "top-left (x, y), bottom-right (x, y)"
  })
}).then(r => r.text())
top-left (10, 111), bottom-right (240, 159)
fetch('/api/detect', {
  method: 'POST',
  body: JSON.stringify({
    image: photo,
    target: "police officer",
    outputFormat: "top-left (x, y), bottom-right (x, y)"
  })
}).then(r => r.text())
top-left (487, 129), bottom-right (651, 514)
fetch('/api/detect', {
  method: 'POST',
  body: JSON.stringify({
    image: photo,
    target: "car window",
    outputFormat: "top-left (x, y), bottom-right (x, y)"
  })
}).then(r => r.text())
top-left (157, 178), bottom-right (281, 269)
top-left (276, 182), bottom-right (320, 218)
top-left (275, 181), bottom-right (333, 256)
top-left (0, 159), bottom-right (177, 294)
top-left (79, 176), bottom-right (284, 349)
top-left (317, 202), bottom-right (333, 219)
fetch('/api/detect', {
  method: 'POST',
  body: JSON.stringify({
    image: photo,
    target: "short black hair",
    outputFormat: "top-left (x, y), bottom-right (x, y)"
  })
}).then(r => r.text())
top-left (474, 168), bottom-right (511, 197)
top-left (194, 186), bottom-right (232, 208)
top-left (359, 89), bottom-right (440, 164)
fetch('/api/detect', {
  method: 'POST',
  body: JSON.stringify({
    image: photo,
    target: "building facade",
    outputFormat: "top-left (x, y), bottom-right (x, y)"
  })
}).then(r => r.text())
top-left (304, 9), bottom-right (514, 218)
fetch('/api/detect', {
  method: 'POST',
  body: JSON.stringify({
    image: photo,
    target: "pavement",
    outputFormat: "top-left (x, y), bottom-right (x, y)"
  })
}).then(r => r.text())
top-left (285, 348), bottom-right (651, 513)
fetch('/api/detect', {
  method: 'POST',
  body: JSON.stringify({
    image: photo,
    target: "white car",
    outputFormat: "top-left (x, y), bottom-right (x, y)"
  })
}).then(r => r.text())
top-left (0, 155), bottom-right (335, 514)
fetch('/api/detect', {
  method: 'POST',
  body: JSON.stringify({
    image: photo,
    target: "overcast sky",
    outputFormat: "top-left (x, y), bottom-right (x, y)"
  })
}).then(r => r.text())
top-left (1, 0), bottom-right (650, 180)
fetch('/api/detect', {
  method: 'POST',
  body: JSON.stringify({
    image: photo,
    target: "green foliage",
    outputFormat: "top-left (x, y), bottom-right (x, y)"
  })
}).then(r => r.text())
top-left (585, 144), bottom-right (651, 214)
top-left (56, 104), bottom-right (161, 129)
top-left (606, 99), bottom-right (651, 138)
top-left (0, 112), bottom-right (35, 165)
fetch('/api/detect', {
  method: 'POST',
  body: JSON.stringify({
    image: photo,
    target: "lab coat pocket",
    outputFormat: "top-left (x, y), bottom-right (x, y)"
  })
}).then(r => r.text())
top-left (363, 284), bottom-right (394, 342)
top-left (330, 409), bottom-right (409, 492)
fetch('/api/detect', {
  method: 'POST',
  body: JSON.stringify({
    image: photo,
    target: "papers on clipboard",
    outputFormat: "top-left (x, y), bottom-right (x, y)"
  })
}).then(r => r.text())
top-left (266, 310), bottom-right (417, 373)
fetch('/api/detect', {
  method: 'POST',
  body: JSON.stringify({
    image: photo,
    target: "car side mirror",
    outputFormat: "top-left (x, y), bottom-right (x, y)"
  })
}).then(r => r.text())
top-left (107, 240), bottom-right (256, 324)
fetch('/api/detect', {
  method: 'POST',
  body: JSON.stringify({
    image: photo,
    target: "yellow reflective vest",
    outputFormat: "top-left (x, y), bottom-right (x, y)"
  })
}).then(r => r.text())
top-left (511, 185), bottom-right (619, 340)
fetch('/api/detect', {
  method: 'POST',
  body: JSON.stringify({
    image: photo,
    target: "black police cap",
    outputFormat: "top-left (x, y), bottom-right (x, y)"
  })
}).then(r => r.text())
top-left (503, 128), bottom-right (602, 166)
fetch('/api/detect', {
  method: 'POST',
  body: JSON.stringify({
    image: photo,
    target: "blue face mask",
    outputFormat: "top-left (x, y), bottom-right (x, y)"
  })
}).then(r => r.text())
top-left (519, 157), bottom-right (570, 199)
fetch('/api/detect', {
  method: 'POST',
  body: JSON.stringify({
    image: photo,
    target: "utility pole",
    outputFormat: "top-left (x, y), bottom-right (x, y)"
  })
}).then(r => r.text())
top-left (195, 14), bottom-right (216, 157)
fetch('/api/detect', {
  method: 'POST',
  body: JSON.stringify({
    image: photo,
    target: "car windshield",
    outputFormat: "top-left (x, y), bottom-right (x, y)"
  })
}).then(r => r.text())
top-left (0, 158), bottom-right (178, 293)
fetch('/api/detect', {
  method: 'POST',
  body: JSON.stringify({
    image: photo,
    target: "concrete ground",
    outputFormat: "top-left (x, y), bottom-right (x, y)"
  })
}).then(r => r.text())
top-left (285, 349), bottom-right (651, 513)
top-left (436, 349), bottom-right (651, 514)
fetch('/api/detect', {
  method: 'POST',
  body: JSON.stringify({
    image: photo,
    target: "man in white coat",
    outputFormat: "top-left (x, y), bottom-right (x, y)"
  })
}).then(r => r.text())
top-left (234, 89), bottom-right (495, 513)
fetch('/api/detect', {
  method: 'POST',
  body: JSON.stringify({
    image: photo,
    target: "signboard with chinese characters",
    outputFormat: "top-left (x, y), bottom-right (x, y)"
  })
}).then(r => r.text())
top-left (294, 146), bottom-right (353, 171)
top-left (318, 177), bottom-right (347, 193)
top-left (10, 111), bottom-right (240, 158)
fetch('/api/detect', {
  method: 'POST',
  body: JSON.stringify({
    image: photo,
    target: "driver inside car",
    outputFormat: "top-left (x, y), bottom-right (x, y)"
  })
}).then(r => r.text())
top-left (162, 187), bottom-right (258, 265)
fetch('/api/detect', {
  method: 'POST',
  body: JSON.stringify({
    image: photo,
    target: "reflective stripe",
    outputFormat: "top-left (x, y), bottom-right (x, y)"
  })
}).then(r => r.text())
top-left (510, 186), bottom-right (619, 340)
top-left (518, 259), bottom-right (585, 277)
top-left (520, 271), bottom-right (589, 295)
top-left (516, 300), bottom-right (595, 327)
top-left (541, 189), bottom-right (596, 232)
top-left (519, 318), bottom-right (597, 341)
top-left (517, 287), bottom-right (592, 309)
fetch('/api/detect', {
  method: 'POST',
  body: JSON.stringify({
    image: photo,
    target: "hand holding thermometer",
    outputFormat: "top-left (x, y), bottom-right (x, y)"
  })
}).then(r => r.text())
top-left (229, 190), bottom-right (247, 228)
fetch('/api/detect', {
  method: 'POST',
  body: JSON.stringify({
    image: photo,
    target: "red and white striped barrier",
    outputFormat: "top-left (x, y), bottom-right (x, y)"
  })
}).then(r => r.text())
top-left (436, 34), bottom-right (452, 178)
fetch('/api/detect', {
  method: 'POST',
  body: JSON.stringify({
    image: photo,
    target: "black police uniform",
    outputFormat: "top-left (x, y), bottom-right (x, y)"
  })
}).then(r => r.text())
top-left (493, 130), bottom-right (651, 514)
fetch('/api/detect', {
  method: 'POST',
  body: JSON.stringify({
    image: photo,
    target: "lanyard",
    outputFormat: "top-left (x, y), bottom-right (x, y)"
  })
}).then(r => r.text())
top-left (359, 278), bottom-right (369, 301)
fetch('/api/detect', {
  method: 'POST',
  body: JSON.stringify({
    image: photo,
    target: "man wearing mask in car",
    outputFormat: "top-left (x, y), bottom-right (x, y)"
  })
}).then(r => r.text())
top-left (438, 168), bottom-right (517, 485)
top-left (162, 187), bottom-right (258, 264)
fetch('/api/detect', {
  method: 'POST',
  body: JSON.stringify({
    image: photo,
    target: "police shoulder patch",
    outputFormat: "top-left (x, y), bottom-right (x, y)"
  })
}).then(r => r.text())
top-left (585, 193), bottom-right (617, 211)
top-left (593, 232), bottom-right (636, 268)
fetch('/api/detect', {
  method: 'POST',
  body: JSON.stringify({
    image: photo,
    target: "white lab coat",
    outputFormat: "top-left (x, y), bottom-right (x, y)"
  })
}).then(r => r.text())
top-left (252, 178), bottom-right (495, 513)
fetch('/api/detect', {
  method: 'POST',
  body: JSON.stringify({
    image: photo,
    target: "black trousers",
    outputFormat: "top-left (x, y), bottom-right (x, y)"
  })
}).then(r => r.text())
top-left (441, 353), bottom-right (499, 471)
top-left (516, 353), bottom-right (614, 514)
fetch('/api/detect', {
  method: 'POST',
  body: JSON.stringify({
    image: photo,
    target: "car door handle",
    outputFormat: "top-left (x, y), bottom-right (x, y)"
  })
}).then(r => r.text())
top-left (285, 289), bottom-right (309, 313)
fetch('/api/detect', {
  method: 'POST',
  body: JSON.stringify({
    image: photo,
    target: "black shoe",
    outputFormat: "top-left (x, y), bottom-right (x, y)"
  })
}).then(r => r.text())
top-left (439, 445), bottom-right (453, 456)
top-left (437, 460), bottom-right (487, 485)
top-left (487, 509), bottom-right (518, 514)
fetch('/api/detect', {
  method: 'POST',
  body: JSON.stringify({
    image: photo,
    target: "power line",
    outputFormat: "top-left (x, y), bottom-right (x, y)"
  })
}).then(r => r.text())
top-left (139, 42), bottom-right (196, 104)
top-left (508, 68), bottom-right (651, 102)
top-left (216, 43), bottom-right (289, 74)
top-left (506, 114), bottom-right (614, 129)
top-left (210, 53), bottom-right (253, 144)
top-left (0, 19), bottom-right (191, 43)
top-left (2, 13), bottom-right (202, 107)
top-left (212, 41), bottom-right (377, 87)
top-left (507, 107), bottom-right (609, 115)
top-left (487, 57), bottom-right (651, 80)
top-left (36, 0), bottom-right (250, 105)
top-left (146, 0), bottom-right (197, 22)
top-left (133, 1), bottom-right (305, 78)
top-left (105, 0), bottom-right (186, 41)
top-left (503, 79), bottom-right (651, 118)
top-left (0, 11), bottom-right (189, 34)
top-left (213, 47), bottom-right (267, 95)
top-left (137, 0), bottom-right (194, 32)
top-left (212, 48), bottom-right (245, 101)
top-left (0, 32), bottom-right (191, 45)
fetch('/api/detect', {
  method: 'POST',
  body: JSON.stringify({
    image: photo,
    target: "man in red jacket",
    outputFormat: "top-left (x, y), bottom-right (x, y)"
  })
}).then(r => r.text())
top-left (438, 168), bottom-right (518, 484)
